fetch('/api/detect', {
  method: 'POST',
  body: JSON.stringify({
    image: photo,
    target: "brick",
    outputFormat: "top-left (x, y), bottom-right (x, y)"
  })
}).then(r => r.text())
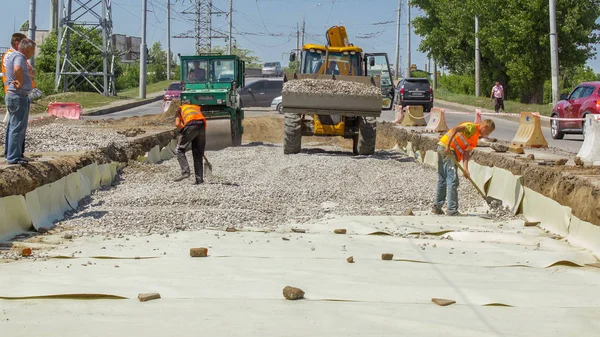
top-left (431, 298), bottom-right (456, 306)
top-left (190, 247), bottom-right (208, 257)
top-left (282, 286), bottom-right (305, 300)
top-left (381, 253), bottom-right (394, 260)
top-left (21, 248), bottom-right (32, 257)
top-left (138, 293), bottom-right (161, 302)
top-left (334, 229), bottom-right (347, 234)
top-left (226, 227), bottom-right (237, 232)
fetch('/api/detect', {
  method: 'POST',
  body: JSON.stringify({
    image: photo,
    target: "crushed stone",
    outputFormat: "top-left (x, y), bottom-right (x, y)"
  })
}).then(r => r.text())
top-left (283, 79), bottom-right (381, 97)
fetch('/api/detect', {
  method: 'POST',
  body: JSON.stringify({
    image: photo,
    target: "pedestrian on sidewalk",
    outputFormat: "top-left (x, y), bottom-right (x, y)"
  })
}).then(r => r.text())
top-left (4, 38), bottom-right (36, 165)
top-left (173, 103), bottom-right (207, 184)
top-left (490, 81), bottom-right (504, 113)
top-left (432, 119), bottom-right (495, 216)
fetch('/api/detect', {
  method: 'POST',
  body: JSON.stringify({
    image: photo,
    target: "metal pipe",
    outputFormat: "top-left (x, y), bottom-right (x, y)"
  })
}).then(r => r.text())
top-left (140, 0), bottom-right (147, 99)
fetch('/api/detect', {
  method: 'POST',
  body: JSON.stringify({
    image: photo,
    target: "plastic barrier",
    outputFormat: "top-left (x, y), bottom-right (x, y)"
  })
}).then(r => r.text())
top-left (425, 108), bottom-right (448, 132)
top-left (0, 195), bottom-right (33, 241)
top-left (160, 146), bottom-right (175, 161)
top-left (47, 102), bottom-right (82, 120)
top-left (98, 163), bottom-right (113, 187)
top-left (509, 112), bottom-right (548, 151)
top-left (162, 100), bottom-right (172, 113)
top-left (392, 105), bottom-right (404, 124)
top-left (146, 145), bottom-right (161, 164)
top-left (423, 150), bottom-right (438, 169)
top-left (401, 106), bottom-right (426, 127)
top-left (576, 115), bottom-right (600, 166)
top-left (468, 160), bottom-right (494, 194)
top-left (80, 163), bottom-right (102, 191)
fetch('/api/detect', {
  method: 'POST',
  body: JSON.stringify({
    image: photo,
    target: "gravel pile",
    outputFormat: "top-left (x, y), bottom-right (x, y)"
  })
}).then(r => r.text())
top-left (0, 123), bottom-right (127, 153)
top-left (51, 145), bottom-right (490, 237)
top-left (283, 79), bottom-right (381, 97)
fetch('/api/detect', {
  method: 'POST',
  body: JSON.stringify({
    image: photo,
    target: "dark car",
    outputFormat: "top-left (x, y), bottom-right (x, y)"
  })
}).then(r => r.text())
top-left (164, 81), bottom-right (182, 101)
top-left (238, 78), bottom-right (283, 107)
top-left (551, 82), bottom-right (600, 139)
top-left (395, 78), bottom-right (433, 112)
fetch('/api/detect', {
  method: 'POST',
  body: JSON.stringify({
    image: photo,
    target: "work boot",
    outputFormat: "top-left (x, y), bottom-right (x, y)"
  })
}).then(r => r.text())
top-left (431, 205), bottom-right (444, 215)
top-left (173, 173), bottom-right (190, 182)
top-left (193, 178), bottom-right (204, 185)
top-left (446, 210), bottom-right (465, 217)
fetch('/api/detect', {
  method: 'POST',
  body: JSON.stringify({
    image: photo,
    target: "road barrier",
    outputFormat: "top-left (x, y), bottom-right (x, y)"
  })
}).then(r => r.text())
top-left (425, 108), bottom-right (448, 132)
top-left (576, 115), bottom-right (600, 166)
top-left (509, 112), bottom-right (548, 151)
top-left (48, 102), bottom-right (82, 120)
top-left (474, 109), bottom-right (482, 124)
top-left (401, 106), bottom-right (426, 127)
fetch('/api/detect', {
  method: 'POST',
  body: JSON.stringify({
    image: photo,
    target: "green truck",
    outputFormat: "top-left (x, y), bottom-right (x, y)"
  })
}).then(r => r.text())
top-left (179, 54), bottom-right (245, 149)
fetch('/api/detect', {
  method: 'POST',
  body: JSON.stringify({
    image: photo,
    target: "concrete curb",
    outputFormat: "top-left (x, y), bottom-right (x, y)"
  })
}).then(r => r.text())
top-left (85, 93), bottom-right (163, 116)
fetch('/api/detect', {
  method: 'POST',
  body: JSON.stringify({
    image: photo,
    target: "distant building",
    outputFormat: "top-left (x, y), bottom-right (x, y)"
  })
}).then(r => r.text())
top-left (112, 34), bottom-right (142, 63)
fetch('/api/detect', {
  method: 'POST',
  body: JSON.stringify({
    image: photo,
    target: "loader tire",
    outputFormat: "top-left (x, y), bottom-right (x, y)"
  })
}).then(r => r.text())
top-left (357, 117), bottom-right (376, 155)
top-left (284, 113), bottom-right (302, 154)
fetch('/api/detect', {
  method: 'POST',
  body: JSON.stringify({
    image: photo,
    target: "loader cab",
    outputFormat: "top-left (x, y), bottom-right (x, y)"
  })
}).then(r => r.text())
top-left (299, 45), bottom-right (362, 76)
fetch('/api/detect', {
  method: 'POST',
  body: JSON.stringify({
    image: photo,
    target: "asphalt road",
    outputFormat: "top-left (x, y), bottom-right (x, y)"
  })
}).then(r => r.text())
top-left (84, 100), bottom-right (278, 121)
top-left (87, 98), bottom-right (584, 154)
top-left (380, 101), bottom-right (584, 153)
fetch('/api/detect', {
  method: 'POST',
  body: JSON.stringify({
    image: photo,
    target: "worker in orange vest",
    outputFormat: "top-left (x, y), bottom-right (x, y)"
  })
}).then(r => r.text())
top-left (173, 103), bottom-right (207, 184)
top-left (433, 119), bottom-right (495, 216)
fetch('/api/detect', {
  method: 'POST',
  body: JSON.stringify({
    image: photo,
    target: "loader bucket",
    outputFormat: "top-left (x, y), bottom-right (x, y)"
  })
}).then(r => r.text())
top-left (282, 73), bottom-right (383, 117)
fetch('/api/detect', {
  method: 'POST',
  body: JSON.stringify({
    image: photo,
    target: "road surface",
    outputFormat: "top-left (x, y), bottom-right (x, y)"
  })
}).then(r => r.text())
top-left (88, 99), bottom-right (584, 154)
top-left (380, 101), bottom-right (584, 153)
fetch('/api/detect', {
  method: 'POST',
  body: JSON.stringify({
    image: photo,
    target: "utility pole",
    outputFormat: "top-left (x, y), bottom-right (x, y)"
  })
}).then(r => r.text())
top-left (28, 0), bottom-right (36, 66)
top-left (475, 15), bottom-right (480, 97)
top-left (301, 20), bottom-right (306, 47)
top-left (394, 0), bottom-right (401, 80)
top-left (228, 0), bottom-right (233, 54)
top-left (433, 60), bottom-right (438, 89)
top-left (140, 0), bottom-right (147, 99)
top-left (406, 1), bottom-right (411, 78)
top-left (50, 0), bottom-right (58, 32)
top-left (167, 0), bottom-right (171, 81)
top-left (549, 0), bottom-right (559, 105)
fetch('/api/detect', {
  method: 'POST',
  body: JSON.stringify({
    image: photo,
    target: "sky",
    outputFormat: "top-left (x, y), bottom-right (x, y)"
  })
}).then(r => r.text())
top-left (1, 0), bottom-right (599, 75)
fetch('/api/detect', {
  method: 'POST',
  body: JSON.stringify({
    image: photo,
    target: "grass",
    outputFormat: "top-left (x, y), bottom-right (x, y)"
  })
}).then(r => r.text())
top-left (24, 80), bottom-right (173, 115)
top-left (434, 88), bottom-right (554, 116)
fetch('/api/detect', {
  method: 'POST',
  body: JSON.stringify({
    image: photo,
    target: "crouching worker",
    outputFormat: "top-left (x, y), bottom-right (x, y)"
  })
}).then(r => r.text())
top-left (432, 119), bottom-right (495, 216)
top-left (173, 103), bottom-right (206, 185)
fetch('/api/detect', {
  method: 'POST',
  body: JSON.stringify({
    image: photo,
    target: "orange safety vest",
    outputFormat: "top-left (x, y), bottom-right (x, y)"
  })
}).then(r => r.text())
top-left (438, 122), bottom-right (481, 161)
top-left (2, 48), bottom-right (37, 94)
top-left (177, 104), bottom-right (206, 129)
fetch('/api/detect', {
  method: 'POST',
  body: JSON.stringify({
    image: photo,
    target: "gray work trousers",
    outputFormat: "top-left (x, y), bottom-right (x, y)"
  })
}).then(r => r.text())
top-left (176, 123), bottom-right (206, 182)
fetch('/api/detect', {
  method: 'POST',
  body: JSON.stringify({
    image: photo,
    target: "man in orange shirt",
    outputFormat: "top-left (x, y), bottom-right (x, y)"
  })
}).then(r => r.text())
top-left (174, 103), bottom-right (207, 184)
top-left (433, 119), bottom-right (495, 216)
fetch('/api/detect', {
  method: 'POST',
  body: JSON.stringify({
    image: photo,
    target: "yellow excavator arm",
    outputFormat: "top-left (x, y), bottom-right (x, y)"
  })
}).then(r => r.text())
top-left (326, 26), bottom-right (350, 47)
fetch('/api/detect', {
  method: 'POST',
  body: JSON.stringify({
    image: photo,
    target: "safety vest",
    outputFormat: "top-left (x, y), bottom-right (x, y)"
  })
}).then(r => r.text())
top-left (177, 104), bottom-right (206, 129)
top-left (2, 48), bottom-right (37, 94)
top-left (438, 122), bottom-right (481, 161)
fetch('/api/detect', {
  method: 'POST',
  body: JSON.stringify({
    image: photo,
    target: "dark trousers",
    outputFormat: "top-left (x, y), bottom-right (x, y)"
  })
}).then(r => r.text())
top-left (494, 97), bottom-right (504, 113)
top-left (176, 123), bottom-right (206, 182)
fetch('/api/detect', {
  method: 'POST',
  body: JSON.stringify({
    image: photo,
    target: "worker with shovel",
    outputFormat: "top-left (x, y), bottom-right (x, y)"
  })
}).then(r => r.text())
top-left (173, 103), bottom-right (207, 185)
top-left (432, 119), bottom-right (495, 216)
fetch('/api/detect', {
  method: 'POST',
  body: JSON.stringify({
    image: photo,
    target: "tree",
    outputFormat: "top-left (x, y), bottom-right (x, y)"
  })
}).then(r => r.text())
top-left (209, 45), bottom-right (262, 68)
top-left (412, 0), bottom-right (600, 104)
top-left (148, 41), bottom-right (167, 82)
top-left (284, 60), bottom-right (299, 73)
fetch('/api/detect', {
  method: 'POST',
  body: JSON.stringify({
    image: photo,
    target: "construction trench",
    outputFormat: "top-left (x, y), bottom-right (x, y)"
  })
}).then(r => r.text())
top-left (2, 104), bottom-right (600, 335)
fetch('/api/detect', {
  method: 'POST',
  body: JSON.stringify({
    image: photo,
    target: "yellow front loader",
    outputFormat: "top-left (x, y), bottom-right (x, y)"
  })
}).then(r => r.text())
top-left (283, 26), bottom-right (395, 155)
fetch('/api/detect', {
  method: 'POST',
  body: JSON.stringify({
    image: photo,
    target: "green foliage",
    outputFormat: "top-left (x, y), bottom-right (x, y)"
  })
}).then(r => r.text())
top-left (410, 70), bottom-right (430, 79)
top-left (284, 61), bottom-right (299, 73)
top-left (412, 0), bottom-right (600, 104)
top-left (438, 73), bottom-right (475, 96)
top-left (209, 45), bottom-right (262, 68)
top-left (116, 63), bottom-right (140, 91)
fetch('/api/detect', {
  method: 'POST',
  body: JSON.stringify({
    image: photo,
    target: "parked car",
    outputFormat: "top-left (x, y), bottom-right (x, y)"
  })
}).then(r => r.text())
top-left (271, 96), bottom-right (282, 114)
top-left (238, 78), bottom-right (283, 108)
top-left (551, 81), bottom-right (600, 139)
top-left (395, 78), bottom-right (433, 112)
top-left (262, 62), bottom-right (282, 77)
top-left (163, 81), bottom-right (182, 101)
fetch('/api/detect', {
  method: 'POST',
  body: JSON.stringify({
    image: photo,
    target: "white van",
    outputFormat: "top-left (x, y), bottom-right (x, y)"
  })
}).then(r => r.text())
top-left (262, 62), bottom-right (282, 77)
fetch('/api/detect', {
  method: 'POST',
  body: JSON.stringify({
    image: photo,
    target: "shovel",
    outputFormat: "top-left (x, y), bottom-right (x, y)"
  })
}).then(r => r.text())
top-left (203, 154), bottom-right (213, 176)
top-left (450, 155), bottom-right (502, 208)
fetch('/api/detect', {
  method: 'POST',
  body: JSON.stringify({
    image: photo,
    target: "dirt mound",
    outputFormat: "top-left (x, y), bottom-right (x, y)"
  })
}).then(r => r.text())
top-left (242, 116), bottom-right (400, 151)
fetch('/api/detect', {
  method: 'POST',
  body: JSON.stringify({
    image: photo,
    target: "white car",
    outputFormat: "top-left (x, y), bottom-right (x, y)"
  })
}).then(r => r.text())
top-left (271, 96), bottom-right (283, 114)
